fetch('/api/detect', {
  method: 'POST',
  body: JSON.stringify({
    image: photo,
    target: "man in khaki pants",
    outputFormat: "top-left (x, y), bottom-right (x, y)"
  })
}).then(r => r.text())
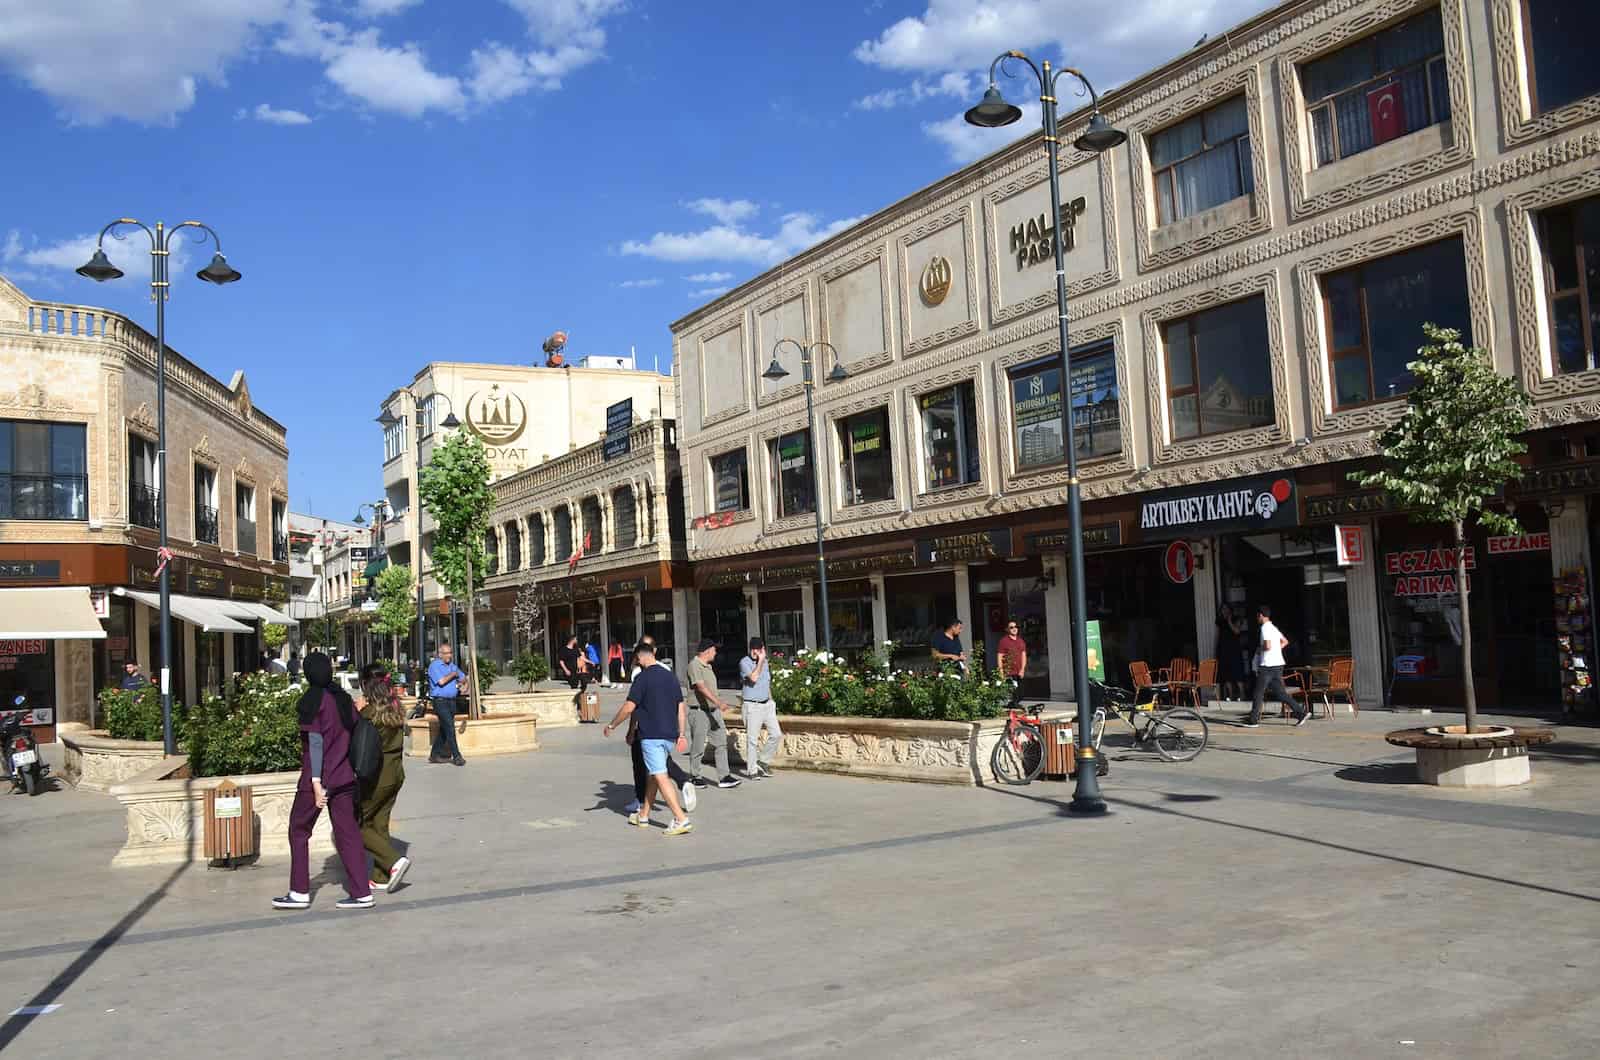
top-left (739, 637), bottom-right (780, 779)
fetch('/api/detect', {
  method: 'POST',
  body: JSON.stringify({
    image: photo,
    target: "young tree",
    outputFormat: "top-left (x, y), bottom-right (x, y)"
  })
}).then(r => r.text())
top-left (262, 622), bottom-right (288, 652)
top-left (371, 564), bottom-right (418, 666)
top-left (418, 432), bottom-right (495, 718)
top-left (1350, 324), bottom-right (1531, 732)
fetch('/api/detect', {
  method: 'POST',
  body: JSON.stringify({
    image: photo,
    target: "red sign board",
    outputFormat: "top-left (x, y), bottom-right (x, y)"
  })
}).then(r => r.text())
top-left (692, 512), bottom-right (740, 531)
top-left (1486, 532), bottom-right (1550, 556)
top-left (0, 640), bottom-right (47, 655)
top-left (1164, 540), bottom-right (1195, 585)
top-left (1336, 525), bottom-right (1365, 566)
top-left (1384, 548), bottom-right (1476, 575)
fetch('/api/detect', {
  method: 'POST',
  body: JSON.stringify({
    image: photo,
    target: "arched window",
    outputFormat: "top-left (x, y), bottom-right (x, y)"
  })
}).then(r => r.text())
top-left (581, 495), bottom-right (605, 552)
top-left (612, 486), bottom-right (638, 549)
top-left (668, 474), bottom-right (686, 543)
top-left (505, 520), bottom-right (522, 571)
top-left (484, 530), bottom-right (499, 575)
top-left (529, 513), bottom-right (546, 566)
top-left (554, 506), bottom-right (572, 563)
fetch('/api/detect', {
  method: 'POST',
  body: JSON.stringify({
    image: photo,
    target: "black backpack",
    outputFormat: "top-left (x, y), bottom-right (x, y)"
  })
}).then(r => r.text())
top-left (335, 694), bottom-right (383, 785)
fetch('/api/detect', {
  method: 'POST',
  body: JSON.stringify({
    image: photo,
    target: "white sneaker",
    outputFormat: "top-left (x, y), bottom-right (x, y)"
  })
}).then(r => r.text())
top-left (663, 818), bottom-right (693, 837)
top-left (271, 891), bottom-right (310, 910)
top-left (385, 855), bottom-right (411, 892)
top-left (681, 781), bottom-right (698, 812)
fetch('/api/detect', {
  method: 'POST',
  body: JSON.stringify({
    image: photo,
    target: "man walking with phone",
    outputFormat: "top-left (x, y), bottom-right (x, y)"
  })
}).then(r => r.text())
top-left (428, 643), bottom-right (469, 765)
top-left (740, 637), bottom-right (781, 779)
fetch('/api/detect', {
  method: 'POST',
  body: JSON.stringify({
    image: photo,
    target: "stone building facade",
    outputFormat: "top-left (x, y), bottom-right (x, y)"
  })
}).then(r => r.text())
top-left (0, 275), bottom-right (292, 727)
top-left (670, 0), bottom-right (1600, 711)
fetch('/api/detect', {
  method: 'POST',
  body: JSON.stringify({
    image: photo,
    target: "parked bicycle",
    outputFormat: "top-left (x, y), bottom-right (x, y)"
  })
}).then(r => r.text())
top-left (1088, 680), bottom-right (1208, 762)
top-left (990, 701), bottom-right (1047, 784)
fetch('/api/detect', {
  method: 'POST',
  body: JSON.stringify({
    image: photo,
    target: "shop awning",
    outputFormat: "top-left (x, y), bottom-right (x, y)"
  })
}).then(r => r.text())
top-left (231, 602), bottom-right (297, 626)
top-left (117, 589), bottom-right (252, 633)
top-left (0, 587), bottom-right (107, 639)
top-left (363, 555), bottom-right (389, 579)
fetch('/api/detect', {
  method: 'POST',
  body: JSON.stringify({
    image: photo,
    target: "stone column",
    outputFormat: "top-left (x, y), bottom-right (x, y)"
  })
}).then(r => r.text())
top-left (953, 564), bottom-right (973, 646)
top-left (800, 580), bottom-right (818, 652)
top-left (1344, 520), bottom-right (1385, 709)
top-left (673, 588), bottom-right (697, 679)
top-left (743, 585), bottom-right (760, 641)
top-left (1042, 552), bottom-right (1073, 699)
top-left (869, 572), bottom-right (889, 652)
top-left (1193, 538), bottom-right (1219, 664)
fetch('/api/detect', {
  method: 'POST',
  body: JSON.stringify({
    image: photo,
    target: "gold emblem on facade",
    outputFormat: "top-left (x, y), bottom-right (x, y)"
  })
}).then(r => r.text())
top-left (465, 384), bottom-right (528, 444)
top-left (920, 255), bottom-right (953, 306)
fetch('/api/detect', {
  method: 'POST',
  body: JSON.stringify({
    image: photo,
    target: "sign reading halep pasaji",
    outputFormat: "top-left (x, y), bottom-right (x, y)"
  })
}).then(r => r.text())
top-left (1385, 547), bottom-right (1475, 596)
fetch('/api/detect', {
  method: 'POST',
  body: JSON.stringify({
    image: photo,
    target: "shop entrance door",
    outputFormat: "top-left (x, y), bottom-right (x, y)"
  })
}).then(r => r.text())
top-left (699, 590), bottom-right (747, 687)
top-left (976, 576), bottom-right (1049, 697)
top-left (1489, 551), bottom-right (1557, 707)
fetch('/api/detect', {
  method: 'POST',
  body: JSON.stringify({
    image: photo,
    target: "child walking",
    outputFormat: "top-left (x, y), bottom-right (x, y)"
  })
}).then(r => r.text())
top-left (358, 664), bottom-right (411, 893)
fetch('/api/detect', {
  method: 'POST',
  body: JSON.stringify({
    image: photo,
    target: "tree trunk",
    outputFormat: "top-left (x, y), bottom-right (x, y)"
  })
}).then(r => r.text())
top-left (1455, 519), bottom-right (1479, 733)
top-left (465, 553), bottom-right (482, 720)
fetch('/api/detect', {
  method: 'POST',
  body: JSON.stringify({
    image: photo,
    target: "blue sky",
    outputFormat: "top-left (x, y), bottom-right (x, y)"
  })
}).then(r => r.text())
top-left (0, 0), bottom-right (1258, 520)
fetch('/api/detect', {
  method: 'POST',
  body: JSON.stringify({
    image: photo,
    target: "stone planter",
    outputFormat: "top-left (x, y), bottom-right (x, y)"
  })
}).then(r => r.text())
top-left (480, 690), bottom-right (583, 729)
top-left (60, 730), bottom-right (165, 792)
top-left (1385, 725), bottom-right (1556, 789)
top-left (723, 709), bottom-right (1071, 786)
top-left (403, 713), bottom-right (539, 758)
top-left (108, 756), bottom-right (333, 868)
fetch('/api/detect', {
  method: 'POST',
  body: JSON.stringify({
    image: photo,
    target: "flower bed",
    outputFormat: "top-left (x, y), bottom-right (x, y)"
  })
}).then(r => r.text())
top-left (769, 647), bottom-right (1012, 721)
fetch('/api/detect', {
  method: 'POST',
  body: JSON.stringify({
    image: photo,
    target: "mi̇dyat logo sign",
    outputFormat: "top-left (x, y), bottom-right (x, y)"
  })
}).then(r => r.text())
top-left (465, 384), bottom-right (527, 444)
top-left (920, 255), bottom-right (952, 306)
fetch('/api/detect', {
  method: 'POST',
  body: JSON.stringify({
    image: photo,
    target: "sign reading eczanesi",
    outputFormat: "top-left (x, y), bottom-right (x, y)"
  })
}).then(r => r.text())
top-left (1137, 474), bottom-right (1298, 542)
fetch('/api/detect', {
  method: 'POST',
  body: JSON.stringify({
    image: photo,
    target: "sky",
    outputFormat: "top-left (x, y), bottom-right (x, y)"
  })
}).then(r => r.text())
top-left (0, 0), bottom-right (1264, 520)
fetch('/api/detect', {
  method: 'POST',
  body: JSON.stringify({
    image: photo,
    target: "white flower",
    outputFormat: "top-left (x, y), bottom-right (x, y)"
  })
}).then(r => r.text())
top-left (804, 678), bottom-right (812, 687)
top-left (796, 648), bottom-right (810, 656)
top-left (883, 640), bottom-right (894, 647)
top-left (778, 669), bottom-right (793, 678)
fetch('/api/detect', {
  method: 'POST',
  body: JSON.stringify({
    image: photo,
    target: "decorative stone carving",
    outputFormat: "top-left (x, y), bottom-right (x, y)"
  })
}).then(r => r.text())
top-left (1505, 168), bottom-right (1600, 399)
top-left (0, 382), bottom-right (71, 412)
top-left (128, 401), bottom-right (157, 435)
top-left (896, 203), bottom-right (980, 357)
top-left (1491, 0), bottom-right (1600, 149)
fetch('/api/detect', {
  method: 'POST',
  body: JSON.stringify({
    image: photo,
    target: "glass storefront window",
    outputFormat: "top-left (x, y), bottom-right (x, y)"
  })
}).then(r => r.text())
top-left (711, 448), bottom-right (750, 513)
top-left (641, 590), bottom-right (676, 669)
top-left (770, 430), bottom-right (815, 517)
top-left (0, 638), bottom-right (54, 707)
top-left (919, 382), bottom-right (980, 491)
top-left (885, 574), bottom-right (957, 669)
top-left (1083, 550), bottom-right (1197, 689)
top-left (815, 582), bottom-right (873, 659)
top-left (698, 589), bottom-right (747, 687)
top-left (838, 408), bottom-right (893, 505)
top-left (1219, 528), bottom-right (1351, 672)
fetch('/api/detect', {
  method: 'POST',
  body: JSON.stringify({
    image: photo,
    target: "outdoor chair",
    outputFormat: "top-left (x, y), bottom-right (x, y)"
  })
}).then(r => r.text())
top-left (1172, 658), bottom-right (1216, 710)
top-left (1159, 657), bottom-right (1194, 686)
top-left (1129, 660), bottom-right (1162, 706)
top-left (1321, 658), bottom-right (1358, 717)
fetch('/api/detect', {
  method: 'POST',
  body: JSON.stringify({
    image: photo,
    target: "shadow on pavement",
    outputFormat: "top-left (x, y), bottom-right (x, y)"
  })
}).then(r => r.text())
top-left (1533, 741), bottom-right (1600, 764)
top-left (1335, 762), bottom-right (1420, 785)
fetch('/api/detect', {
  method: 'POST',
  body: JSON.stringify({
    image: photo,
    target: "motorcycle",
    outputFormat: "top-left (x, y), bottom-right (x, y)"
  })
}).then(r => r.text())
top-left (2, 694), bottom-right (48, 796)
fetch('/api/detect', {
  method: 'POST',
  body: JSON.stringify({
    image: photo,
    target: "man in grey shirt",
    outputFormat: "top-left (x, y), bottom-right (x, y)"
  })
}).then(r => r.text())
top-left (683, 638), bottom-right (741, 790)
top-left (739, 637), bottom-right (781, 779)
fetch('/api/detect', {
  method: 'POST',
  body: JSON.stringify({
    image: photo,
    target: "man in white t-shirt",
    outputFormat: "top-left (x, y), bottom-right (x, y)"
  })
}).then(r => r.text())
top-left (1244, 604), bottom-right (1308, 728)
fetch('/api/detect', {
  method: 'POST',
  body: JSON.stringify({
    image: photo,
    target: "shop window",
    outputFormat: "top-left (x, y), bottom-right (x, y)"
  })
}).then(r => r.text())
top-left (1321, 236), bottom-right (1471, 408)
top-left (504, 521), bottom-right (521, 572)
top-left (553, 506), bottom-right (572, 563)
top-left (769, 430), bottom-right (815, 518)
top-left (817, 582), bottom-right (874, 657)
top-left (1162, 296), bottom-right (1276, 441)
top-left (668, 474), bottom-right (687, 543)
top-left (612, 487), bottom-right (638, 548)
top-left (581, 495), bottom-right (605, 552)
top-left (1301, 8), bottom-right (1448, 167)
top-left (1149, 95), bottom-right (1253, 224)
top-left (837, 408), bottom-right (893, 505)
top-left (193, 464), bottom-right (218, 544)
top-left (1523, 1), bottom-right (1600, 115)
top-left (919, 381), bottom-right (981, 491)
top-left (1009, 344), bottom-right (1122, 469)
top-left (529, 513), bottom-right (546, 566)
top-left (485, 530), bottom-right (500, 575)
top-left (272, 499), bottom-right (288, 561)
top-left (885, 576), bottom-right (958, 669)
top-left (128, 434), bottom-right (159, 529)
top-left (1539, 194), bottom-right (1600, 375)
top-left (710, 448), bottom-right (750, 513)
top-left (1219, 530), bottom-right (1352, 672)
top-left (0, 420), bottom-right (87, 521)
top-left (235, 482), bottom-right (256, 555)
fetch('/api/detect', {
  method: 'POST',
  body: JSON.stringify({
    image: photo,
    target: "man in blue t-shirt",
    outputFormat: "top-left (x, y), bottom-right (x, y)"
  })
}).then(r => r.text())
top-left (603, 641), bottom-right (692, 836)
top-left (427, 643), bottom-right (468, 766)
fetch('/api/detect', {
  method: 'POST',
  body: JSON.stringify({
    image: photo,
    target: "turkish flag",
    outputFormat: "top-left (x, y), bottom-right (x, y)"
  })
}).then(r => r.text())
top-left (1367, 81), bottom-right (1406, 146)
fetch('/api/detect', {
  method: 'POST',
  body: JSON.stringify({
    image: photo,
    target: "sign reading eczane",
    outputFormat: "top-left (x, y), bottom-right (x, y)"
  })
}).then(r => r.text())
top-left (1137, 474), bottom-right (1298, 541)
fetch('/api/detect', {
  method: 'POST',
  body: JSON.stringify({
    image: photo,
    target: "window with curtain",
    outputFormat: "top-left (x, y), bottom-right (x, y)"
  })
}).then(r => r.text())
top-left (919, 382), bottom-right (981, 490)
top-left (505, 521), bottom-right (521, 571)
top-left (128, 433), bottom-right (159, 529)
top-left (194, 464), bottom-right (218, 543)
top-left (837, 408), bottom-right (893, 505)
top-left (235, 482), bottom-right (256, 555)
top-left (769, 430), bottom-right (815, 517)
top-left (1321, 236), bottom-right (1471, 408)
top-left (1540, 194), bottom-right (1600, 375)
top-left (1149, 95), bottom-right (1254, 224)
top-left (0, 420), bottom-right (87, 521)
top-left (272, 499), bottom-right (288, 561)
top-left (1162, 296), bottom-right (1276, 440)
top-left (580, 495), bottom-right (604, 552)
top-left (529, 514), bottom-right (546, 566)
top-left (612, 486), bottom-right (638, 548)
top-left (1301, 8), bottom-right (1448, 167)
top-left (1525, 1), bottom-right (1600, 115)
top-left (710, 448), bottom-right (750, 512)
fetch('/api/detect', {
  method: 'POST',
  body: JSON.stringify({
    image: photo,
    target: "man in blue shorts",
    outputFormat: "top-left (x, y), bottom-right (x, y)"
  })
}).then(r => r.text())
top-left (602, 640), bottom-right (692, 836)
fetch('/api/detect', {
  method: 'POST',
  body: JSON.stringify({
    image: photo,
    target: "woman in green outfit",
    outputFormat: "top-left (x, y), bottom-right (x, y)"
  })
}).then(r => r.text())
top-left (358, 664), bottom-right (411, 892)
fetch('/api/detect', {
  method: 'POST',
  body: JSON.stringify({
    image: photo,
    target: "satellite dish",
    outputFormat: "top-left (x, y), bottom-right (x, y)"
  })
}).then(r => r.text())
top-left (542, 330), bottom-right (568, 355)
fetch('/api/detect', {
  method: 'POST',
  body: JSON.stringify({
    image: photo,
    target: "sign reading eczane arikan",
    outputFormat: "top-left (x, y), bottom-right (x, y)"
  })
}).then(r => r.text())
top-left (1137, 474), bottom-right (1298, 541)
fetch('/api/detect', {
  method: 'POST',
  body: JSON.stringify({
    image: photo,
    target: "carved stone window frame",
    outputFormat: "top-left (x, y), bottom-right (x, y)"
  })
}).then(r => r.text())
top-left (1279, 0), bottom-right (1475, 221)
top-left (1507, 170), bottom-right (1600, 404)
top-left (753, 281), bottom-right (814, 409)
top-left (756, 412), bottom-right (821, 535)
top-left (818, 245), bottom-right (895, 380)
top-left (816, 392), bottom-right (902, 527)
top-left (981, 152), bottom-right (1121, 328)
top-left (1128, 67), bottom-right (1273, 272)
top-left (1141, 271), bottom-right (1290, 464)
top-left (1492, 0), bottom-right (1600, 149)
top-left (896, 203), bottom-right (980, 357)
top-left (904, 363), bottom-right (989, 510)
top-left (1295, 207), bottom-right (1490, 436)
top-left (992, 319), bottom-right (1132, 492)
top-left (696, 311), bottom-right (749, 430)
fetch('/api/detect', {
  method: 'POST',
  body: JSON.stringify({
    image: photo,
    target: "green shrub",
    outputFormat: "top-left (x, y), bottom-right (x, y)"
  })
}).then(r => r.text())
top-left (770, 649), bottom-right (1010, 721)
top-left (475, 654), bottom-right (500, 695)
top-left (184, 672), bottom-right (302, 778)
top-left (100, 684), bottom-right (165, 742)
top-left (262, 623), bottom-right (288, 650)
top-left (510, 652), bottom-right (550, 690)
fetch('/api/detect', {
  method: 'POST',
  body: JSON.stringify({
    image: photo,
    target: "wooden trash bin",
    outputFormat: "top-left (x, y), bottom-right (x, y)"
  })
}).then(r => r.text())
top-left (1040, 720), bottom-right (1076, 778)
top-left (203, 780), bottom-right (255, 867)
top-left (579, 689), bottom-right (600, 723)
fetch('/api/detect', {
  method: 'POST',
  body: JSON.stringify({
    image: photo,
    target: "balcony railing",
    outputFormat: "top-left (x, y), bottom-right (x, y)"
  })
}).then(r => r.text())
top-left (195, 505), bottom-right (219, 545)
top-left (0, 473), bottom-right (88, 521)
top-left (128, 483), bottom-right (159, 529)
top-left (237, 518), bottom-right (257, 556)
top-left (273, 532), bottom-right (288, 562)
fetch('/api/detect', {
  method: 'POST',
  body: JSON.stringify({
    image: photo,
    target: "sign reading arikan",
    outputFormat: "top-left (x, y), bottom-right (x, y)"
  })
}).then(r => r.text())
top-left (1138, 475), bottom-right (1298, 541)
top-left (1010, 198), bottom-right (1086, 269)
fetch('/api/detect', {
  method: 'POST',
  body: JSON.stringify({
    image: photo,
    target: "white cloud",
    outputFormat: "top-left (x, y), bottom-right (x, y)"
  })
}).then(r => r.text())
top-left (239, 102), bottom-right (313, 124)
top-left (502, 0), bottom-right (627, 42)
top-left (853, 71), bottom-right (975, 110)
top-left (467, 36), bottom-right (601, 102)
top-left (684, 198), bottom-right (759, 226)
top-left (922, 100), bottom-right (1041, 163)
top-left (322, 32), bottom-right (466, 116)
top-left (618, 278), bottom-right (662, 289)
top-left (2, 228), bottom-right (196, 287)
top-left (684, 271), bottom-right (733, 283)
top-left (688, 286), bottom-right (730, 299)
top-left (356, 0), bottom-right (422, 15)
top-left (622, 209), bottom-right (867, 267)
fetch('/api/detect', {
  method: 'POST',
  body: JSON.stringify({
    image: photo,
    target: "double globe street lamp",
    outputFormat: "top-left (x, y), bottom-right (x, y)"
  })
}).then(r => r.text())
top-left (374, 395), bottom-right (460, 667)
top-left (965, 54), bottom-right (1127, 815)
top-left (762, 340), bottom-right (848, 654)
top-left (78, 221), bottom-right (242, 755)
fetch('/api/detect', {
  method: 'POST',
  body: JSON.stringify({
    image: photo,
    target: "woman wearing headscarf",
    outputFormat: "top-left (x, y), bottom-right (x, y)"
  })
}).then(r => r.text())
top-left (357, 663), bottom-right (411, 892)
top-left (272, 652), bottom-right (373, 910)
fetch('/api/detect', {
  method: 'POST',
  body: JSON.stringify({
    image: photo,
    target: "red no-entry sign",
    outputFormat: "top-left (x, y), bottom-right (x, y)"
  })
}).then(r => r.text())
top-left (1164, 540), bottom-right (1195, 585)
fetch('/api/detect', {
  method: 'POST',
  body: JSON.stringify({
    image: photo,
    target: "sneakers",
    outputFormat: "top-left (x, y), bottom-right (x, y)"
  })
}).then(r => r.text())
top-left (681, 781), bottom-right (698, 812)
top-left (624, 798), bottom-right (642, 813)
top-left (385, 855), bottom-right (411, 892)
top-left (1238, 717), bottom-right (1261, 728)
top-left (271, 892), bottom-right (310, 910)
top-left (626, 811), bottom-right (650, 828)
top-left (744, 768), bottom-right (764, 780)
top-left (1294, 711), bottom-right (1312, 727)
top-left (663, 818), bottom-right (693, 837)
top-left (336, 895), bottom-right (374, 910)
top-left (452, 755), bottom-right (466, 766)
top-left (428, 754), bottom-right (449, 764)
top-left (757, 763), bottom-right (774, 778)
top-left (717, 775), bottom-right (743, 789)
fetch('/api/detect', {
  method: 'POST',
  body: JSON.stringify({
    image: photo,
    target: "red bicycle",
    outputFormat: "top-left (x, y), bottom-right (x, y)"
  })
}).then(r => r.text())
top-left (991, 702), bottom-right (1046, 784)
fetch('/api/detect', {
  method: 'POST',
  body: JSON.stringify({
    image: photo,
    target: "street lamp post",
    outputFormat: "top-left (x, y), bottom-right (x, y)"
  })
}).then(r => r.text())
top-left (354, 499), bottom-right (391, 669)
top-left (965, 54), bottom-right (1127, 815)
top-left (762, 340), bottom-right (848, 654)
top-left (78, 220), bottom-right (242, 756)
top-left (375, 394), bottom-right (460, 669)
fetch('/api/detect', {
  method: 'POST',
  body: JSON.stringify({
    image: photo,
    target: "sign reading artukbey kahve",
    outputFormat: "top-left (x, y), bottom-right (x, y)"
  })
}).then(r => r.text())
top-left (1137, 475), bottom-right (1299, 542)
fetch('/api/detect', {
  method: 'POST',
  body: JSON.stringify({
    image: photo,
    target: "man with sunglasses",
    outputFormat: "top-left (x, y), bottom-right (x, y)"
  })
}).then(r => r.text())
top-left (996, 619), bottom-right (1028, 706)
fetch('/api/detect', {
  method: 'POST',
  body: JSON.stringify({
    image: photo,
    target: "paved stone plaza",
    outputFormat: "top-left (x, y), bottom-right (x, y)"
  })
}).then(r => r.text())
top-left (1, 699), bottom-right (1597, 1059)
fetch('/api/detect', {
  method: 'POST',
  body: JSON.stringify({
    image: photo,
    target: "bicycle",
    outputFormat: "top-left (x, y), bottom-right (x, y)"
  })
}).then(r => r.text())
top-left (990, 701), bottom-right (1047, 784)
top-left (1087, 679), bottom-right (1208, 762)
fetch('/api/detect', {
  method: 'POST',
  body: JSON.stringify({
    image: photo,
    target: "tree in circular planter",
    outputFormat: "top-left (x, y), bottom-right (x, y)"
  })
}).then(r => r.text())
top-left (418, 432), bottom-right (495, 720)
